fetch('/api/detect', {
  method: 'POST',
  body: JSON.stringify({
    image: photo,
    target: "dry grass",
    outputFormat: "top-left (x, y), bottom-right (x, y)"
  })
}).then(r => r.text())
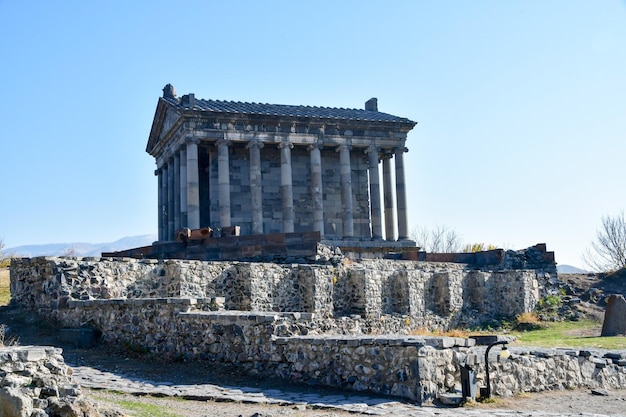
top-left (0, 268), bottom-right (9, 306)
top-left (515, 311), bottom-right (540, 324)
top-left (409, 327), bottom-right (471, 338)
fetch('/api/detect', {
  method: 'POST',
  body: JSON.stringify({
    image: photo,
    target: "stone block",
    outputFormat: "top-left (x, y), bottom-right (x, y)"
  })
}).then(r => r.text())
top-left (265, 233), bottom-right (286, 244)
top-left (221, 226), bottom-right (240, 236)
top-left (601, 294), bottom-right (626, 336)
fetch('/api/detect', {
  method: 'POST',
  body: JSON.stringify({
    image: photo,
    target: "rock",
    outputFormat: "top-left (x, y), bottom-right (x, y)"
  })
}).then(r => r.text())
top-left (591, 388), bottom-right (609, 396)
top-left (601, 294), bottom-right (626, 336)
top-left (47, 397), bottom-right (101, 417)
top-left (0, 386), bottom-right (33, 417)
top-left (438, 392), bottom-right (463, 406)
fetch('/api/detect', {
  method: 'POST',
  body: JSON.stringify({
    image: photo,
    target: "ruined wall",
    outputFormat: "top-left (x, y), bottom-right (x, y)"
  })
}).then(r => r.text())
top-left (8, 257), bottom-right (626, 403)
top-left (11, 257), bottom-right (544, 329)
top-left (13, 298), bottom-right (626, 404)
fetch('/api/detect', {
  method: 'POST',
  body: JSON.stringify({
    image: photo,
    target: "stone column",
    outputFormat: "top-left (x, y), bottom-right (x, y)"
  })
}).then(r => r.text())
top-left (337, 145), bottom-right (354, 239)
top-left (186, 139), bottom-right (200, 229)
top-left (395, 147), bottom-right (410, 240)
top-left (217, 139), bottom-right (231, 227)
top-left (248, 139), bottom-right (264, 234)
top-left (279, 141), bottom-right (294, 233)
top-left (179, 147), bottom-right (187, 228)
top-left (366, 146), bottom-right (382, 240)
top-left (167, 157), bottom-right (175, 240)
top-left (309, 143), bottom-right (324, 237)
top-left (173, 152), bottom-right (181, 232)
top-left (161, 164), bottom-right (169, 240)
top-left (156, 168), bottom-right (164, 241)
top-left (382, 153), bottom-right (396, 241)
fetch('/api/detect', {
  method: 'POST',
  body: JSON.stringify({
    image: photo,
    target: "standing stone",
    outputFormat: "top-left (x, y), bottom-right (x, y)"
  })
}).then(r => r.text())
top-left (601, 294), bottom-right (626, 336)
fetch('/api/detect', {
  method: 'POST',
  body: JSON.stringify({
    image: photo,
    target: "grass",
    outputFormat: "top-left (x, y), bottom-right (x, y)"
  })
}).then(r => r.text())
top-left (510, 319), bottom-right (626, 350)
top-left (0, 268), bottom-right (10, 306)
top-left (88, 391), bottom-right (183, 417)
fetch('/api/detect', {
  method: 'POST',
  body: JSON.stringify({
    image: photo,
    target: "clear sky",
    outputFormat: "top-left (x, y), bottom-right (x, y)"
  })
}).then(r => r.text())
top-left (1, 1), bottom-right (625, 268)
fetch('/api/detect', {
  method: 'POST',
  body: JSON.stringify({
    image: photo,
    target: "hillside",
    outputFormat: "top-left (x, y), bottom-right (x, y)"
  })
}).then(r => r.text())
top-left (4, 235), bottom-right (156, 258)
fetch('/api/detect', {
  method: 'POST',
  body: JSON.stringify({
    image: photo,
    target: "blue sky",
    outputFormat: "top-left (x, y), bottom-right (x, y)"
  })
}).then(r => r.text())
top-left (1, 1), bottom-right (625, 268)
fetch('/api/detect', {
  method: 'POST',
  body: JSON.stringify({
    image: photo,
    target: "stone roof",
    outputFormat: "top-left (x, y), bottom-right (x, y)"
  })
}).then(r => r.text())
top-left (162, 95), bottom-right (415, 125)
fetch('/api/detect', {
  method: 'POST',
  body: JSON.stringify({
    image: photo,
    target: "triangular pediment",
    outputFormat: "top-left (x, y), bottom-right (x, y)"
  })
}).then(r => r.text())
top-left (146, 98), bottom-right (182, 156)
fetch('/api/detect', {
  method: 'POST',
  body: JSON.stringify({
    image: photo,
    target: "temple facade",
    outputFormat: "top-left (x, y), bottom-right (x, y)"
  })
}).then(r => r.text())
top-left (147, 84), bottom-right (417, 246)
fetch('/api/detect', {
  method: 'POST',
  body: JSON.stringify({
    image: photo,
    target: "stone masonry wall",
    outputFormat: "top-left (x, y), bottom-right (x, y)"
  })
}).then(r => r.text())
top-left (11, 256), bottom-right (548, 331)
top-left (12, 255), bottom-right (607, 403)
top-left (14, 298), bottom-right (626, 404)
top-left (11, 257), bottom-right (544, 330)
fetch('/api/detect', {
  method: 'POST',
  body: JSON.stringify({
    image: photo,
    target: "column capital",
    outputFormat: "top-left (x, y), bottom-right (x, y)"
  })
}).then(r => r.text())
top-left (393, 146), bottom-right (409, 154)
top-left (308, 142), bottom-right (323, 152)
top-left (216, 138), bottom-right (231, 148)
top-left (278, 141), bottom-right (294, 150)
top-left (336, 144), bottom-right (352, 153)
top-left (185, 137), bottom-right (200, 145)
top-left (380, 151), bottom-right (393, 160)
top-left (246, 138), bottom-right (265, 150)
top-left (365, 145), bottom-right (379, 155)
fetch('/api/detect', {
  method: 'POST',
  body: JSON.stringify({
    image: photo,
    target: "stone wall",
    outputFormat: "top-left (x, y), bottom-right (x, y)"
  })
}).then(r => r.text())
top-left (10, 298), bottom-right (626, 405)
top-left (13, 255), bottom-right (615, 404)
top-left (10, 256), bottom-right (545, 330)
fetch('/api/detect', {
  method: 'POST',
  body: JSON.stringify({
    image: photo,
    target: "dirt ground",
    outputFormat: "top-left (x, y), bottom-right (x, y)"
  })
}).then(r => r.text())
top-left (85, 387), bottom-right (626, 417)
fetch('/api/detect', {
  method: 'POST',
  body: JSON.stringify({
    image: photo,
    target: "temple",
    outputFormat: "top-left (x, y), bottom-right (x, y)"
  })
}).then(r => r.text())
top-left (147, 84), bottom-right (417, 248)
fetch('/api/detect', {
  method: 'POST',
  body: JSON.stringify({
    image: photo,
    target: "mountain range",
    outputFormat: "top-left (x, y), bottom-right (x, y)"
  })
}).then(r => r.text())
top-left (4, 237), bottom-right (589, 273)
top-left (4, 235), bottom-right (157, 257)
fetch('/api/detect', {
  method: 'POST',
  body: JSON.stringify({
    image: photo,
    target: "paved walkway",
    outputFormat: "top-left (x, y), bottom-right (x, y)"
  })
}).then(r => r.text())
top-left (70, 364), bottom-right (625, 417)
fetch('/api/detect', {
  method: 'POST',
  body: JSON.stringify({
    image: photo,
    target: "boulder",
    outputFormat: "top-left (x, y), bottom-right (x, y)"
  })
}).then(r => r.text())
top-left (601, 294), bottom-right (626, 336)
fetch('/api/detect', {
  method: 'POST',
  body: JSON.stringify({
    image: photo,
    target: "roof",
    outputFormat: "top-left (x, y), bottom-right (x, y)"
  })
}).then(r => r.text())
top-left (162, 95), bottom-right (415, 125)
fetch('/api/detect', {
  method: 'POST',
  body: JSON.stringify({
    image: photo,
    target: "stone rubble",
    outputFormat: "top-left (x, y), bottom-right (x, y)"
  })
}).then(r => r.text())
top-left (0, 346), bottom-right (111, 417)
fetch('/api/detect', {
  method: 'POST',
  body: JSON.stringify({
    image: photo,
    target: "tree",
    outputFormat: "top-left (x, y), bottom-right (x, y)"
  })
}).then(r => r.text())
top-left (0, 238), bottom-right (9, 268)
top-left (583, 211), bottom-right (626, 272)
top-left (462, 243), bottom-right (498, 253)
top-left (410, 225), bottom-right (463, 253)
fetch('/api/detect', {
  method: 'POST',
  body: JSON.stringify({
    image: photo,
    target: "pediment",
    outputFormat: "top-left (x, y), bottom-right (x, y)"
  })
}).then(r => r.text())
top-left (146, 98), bottom-right (182, 156)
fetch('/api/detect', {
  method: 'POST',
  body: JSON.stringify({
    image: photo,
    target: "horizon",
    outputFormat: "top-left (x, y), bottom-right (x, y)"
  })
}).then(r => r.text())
top-left (1, 1), bottom-right (625, 268)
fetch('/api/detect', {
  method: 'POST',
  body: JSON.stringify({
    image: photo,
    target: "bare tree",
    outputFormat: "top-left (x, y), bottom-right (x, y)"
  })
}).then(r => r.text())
top-left (583, 211), bottom-right (626, 272)
top-left (411, 225), bottom-right (463, 253)
top-left (0, 238), bottom-right (8, 268)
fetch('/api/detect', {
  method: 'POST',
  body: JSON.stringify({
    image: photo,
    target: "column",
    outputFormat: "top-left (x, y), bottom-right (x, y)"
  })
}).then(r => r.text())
top-left (173, 152), bottom-right (181, 232)
top-left (248, 139), bottom-right (264, 234)
top-left (156, 168), bottom-right (164, 241)
top-left (167, 157), bottom-right (175, 240)
top-left (161, 164), bottom-right (169, 240)
top-left (186, 139), bottom-right (200, 229)
top-left (366, 146), bottom-right (383, 240)
top-left (309, 143), bottom-right (324, 237)
top-left (217, 139), bottom-right (231, 227)
top-left (279, 141), bottom-right (294, 233)
top-left (337, 145), bottom-right (354, 238)
top-left (395, 147), bottom-right (409, 240)
top-left (382, 153), bottom-right (396, 241)
top-left (179, 147), bottom-right (187, 227)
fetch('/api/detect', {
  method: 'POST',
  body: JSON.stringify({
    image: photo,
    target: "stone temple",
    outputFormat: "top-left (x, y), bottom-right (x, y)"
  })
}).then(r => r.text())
top-left (147, 84), bottom-right (417, 249)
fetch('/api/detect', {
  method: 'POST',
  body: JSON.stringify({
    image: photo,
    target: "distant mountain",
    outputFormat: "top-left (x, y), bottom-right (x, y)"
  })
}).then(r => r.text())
top-left (557, 264), bottom-right (589, 274)
top-left (4, 235), bottom-right (157, 257)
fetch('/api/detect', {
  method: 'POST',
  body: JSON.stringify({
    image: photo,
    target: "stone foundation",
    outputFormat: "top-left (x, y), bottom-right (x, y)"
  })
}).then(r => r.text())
top-left (10, 253), bottom-right (621, 404)
top-left (10, 256), bottom-right (548, 330)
